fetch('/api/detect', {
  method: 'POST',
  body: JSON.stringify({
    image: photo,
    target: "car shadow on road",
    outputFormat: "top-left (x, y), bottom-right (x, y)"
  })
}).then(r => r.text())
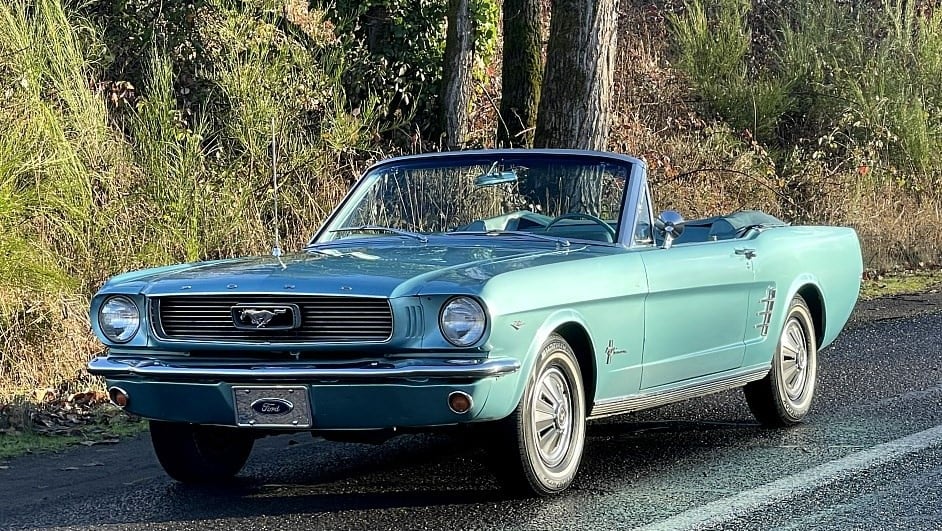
top-left (7, 411), bottom-right (803, 529)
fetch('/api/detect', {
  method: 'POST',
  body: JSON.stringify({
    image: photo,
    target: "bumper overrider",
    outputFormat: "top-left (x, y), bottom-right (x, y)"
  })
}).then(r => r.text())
top-left (88, 356), bottom-right (521, 430)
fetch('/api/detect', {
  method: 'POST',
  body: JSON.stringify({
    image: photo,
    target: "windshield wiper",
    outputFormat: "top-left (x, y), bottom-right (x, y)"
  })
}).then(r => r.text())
top-left (327, 225), bottom-right (429, 243)
top-left (447, 230), bottom-right (570, 248)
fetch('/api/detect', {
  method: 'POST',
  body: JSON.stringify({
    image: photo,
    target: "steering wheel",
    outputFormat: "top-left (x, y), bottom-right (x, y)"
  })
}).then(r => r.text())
top-left (544, 213), bottom-right (616, 239)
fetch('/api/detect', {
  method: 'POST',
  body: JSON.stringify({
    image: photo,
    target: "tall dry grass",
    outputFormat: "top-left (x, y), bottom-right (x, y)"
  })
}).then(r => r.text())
top-left (0, 0), bottom-right (381, 398)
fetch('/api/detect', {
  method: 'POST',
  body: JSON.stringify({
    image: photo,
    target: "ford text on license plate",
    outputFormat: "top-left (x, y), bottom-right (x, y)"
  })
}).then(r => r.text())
top-left (233, 386), bottom-right (313, 428)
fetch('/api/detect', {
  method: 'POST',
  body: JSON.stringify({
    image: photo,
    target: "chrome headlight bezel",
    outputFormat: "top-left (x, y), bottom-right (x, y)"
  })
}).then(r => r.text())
top-left (98, 295), bottom-right (140, 344)
top-left (439, 296), bottom-right (487, 347)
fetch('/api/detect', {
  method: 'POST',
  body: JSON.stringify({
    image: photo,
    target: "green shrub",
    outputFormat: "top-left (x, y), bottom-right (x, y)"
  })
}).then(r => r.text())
top-left (670, 0), bottom-right (749, 82)
top-left (318, 0), bottom-right (499, 136)
top-left (669, 0), bottom-right (796, 143)
top-left (0, 0), bottom-right (389, 395)
top-left (670, 0), bottom-right (942, 194)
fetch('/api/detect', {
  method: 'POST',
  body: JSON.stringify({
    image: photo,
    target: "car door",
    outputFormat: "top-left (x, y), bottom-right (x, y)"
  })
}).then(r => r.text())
top-left (638, 241), bottom-right (755, 389)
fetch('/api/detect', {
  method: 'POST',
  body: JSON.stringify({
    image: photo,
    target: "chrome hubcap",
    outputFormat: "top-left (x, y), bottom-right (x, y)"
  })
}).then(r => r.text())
top-left (781, 318), bottom-right (809, 401)
top-left (531, 367), bottom-right (573, 468)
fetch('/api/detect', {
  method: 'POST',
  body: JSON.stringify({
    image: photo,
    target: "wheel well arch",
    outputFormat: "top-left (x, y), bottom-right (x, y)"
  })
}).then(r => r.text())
top-left (553, 322), bottom-right (597, 408)
top-left (796, 284), bottom-right (825, 347)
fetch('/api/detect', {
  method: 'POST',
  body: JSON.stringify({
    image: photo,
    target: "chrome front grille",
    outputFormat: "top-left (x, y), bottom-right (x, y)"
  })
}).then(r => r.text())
top-left (151, 295), bottom-right (393, 343)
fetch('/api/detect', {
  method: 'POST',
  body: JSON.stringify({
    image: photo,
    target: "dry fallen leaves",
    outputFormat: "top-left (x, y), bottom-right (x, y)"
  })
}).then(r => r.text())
top-left (1, 388), bottom-right (124, 436)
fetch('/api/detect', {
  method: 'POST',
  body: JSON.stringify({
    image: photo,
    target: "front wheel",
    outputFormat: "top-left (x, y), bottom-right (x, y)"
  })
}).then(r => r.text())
top-left (492, 334), bottom-right (587, 496)
top-left (149, 421), bottom-right (255, 483)
top-left (744, 295), bottom-right (818, 427)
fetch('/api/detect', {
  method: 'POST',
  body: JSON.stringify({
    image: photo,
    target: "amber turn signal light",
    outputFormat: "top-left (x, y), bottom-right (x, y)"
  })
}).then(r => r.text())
top-left (447, 391), bottom-right (473, 414)
top-left (108, 387), bottom-right (129, 408)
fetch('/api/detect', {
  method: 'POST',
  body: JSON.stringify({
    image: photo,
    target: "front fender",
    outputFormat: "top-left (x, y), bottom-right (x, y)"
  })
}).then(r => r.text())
top-left (477, 309), bottom-right (597, 421)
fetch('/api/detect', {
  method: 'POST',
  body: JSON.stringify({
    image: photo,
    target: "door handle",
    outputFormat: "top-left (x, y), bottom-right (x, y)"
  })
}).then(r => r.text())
top-left (735, 248), bottom-right (757, 259)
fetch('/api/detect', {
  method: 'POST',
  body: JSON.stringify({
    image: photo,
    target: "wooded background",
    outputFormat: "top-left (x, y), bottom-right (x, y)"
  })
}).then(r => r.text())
top-left (1, 0), bottom-right (940, 395)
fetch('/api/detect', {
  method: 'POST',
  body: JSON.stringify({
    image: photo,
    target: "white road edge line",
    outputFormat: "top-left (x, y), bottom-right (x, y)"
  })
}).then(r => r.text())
top-left (635, 423), bottom-right (942, 531)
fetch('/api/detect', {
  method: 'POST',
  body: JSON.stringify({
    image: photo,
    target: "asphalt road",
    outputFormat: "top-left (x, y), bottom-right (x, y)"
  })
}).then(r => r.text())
top-left (1, 293), bottom-right (941, 530)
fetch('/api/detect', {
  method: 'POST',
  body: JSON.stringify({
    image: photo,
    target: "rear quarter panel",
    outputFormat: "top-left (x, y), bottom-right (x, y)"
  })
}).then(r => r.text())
top-left (743, 226), bottom-right (862, 367)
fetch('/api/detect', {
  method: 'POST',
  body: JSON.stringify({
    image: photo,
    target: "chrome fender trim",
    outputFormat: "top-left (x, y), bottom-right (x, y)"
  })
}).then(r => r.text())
top-left (87, 356), bottom-right (520, 381)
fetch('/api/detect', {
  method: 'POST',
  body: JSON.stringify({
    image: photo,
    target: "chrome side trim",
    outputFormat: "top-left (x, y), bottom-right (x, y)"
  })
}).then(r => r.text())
top-left (589, 366), bottom-right (770, 419)
top-left (755, 286), bottom-right (777, 336)
top-left (88, 356), bottom-right (520, 381)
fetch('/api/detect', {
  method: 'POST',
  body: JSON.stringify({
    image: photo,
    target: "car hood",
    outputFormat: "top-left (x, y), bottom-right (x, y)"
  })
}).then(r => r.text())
top-left (104, 239), bottom-right (607, 298)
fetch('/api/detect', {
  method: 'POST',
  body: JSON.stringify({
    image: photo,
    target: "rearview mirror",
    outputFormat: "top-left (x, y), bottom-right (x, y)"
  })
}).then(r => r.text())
top-left (656, 210), bottom-right (685, 249)
top-left (474, 170), bottom-right (518, 187)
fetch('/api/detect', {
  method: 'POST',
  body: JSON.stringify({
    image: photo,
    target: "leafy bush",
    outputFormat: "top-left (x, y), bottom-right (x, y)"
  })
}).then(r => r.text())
top-left (670, 0), bottom-right (783, 140)
top-left (0, 0), bottom-right (386, 396)
top-left (318, 0), bottom-right (499, 137)
top-left (669, 0), bottom-right (942, 193)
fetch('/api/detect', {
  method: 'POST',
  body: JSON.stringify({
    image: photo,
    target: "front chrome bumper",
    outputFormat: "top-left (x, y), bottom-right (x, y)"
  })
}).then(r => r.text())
top-left (87, 356), bottom-right (521, 381)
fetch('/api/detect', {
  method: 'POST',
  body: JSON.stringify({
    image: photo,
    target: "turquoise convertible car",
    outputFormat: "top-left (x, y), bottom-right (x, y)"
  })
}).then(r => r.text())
top-left (87, 149), bottom-right (862, 495)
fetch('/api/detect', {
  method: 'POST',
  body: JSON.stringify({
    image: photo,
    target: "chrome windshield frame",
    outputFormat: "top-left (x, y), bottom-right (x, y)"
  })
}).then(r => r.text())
top-left (307, 149), bottom-right (645, 249)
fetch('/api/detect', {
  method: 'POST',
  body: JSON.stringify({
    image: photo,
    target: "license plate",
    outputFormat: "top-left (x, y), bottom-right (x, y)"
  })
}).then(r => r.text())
top-left (233, 386), bottom-right (313, 428)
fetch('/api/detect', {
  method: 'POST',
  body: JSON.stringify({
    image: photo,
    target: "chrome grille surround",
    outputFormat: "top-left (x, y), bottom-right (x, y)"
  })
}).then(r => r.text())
top-left (151, 295), bottom-right (393, 343)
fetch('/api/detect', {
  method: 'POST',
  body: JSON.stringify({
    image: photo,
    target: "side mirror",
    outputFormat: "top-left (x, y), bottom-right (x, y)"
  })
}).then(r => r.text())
top-left (656, 210), bottom-right (685, 249)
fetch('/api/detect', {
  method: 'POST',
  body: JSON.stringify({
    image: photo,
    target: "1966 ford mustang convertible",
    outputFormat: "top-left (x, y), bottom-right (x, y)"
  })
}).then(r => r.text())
top-left (87, 149), bottom-right (862, 495)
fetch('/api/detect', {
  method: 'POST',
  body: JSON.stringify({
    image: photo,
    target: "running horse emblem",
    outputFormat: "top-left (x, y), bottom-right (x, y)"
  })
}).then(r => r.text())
top-left (239, 308), bottom-right (287, 328)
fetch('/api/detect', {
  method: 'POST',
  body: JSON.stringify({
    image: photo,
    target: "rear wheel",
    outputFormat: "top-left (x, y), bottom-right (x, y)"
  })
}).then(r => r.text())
top-left (492, 334), bottom-right (586, 496)
top-left (744, 295), bottom-right (818, 427)
top-left (149, 421), bottom-right (254, 483)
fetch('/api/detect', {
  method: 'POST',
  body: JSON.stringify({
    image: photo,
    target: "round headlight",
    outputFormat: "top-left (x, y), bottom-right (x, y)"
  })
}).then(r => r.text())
top-left (99, 296), bottom-right (140, 343)
top-left (440, 296), bottom-right (486, 347)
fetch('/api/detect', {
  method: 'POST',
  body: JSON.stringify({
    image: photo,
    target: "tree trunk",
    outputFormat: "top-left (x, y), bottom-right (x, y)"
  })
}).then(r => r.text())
top-left (497, 0), bottom-right (544, 147)
top-left (440, 0), bottom-right (474, 149)
top-left (533, 0), bottom-right (618, 150)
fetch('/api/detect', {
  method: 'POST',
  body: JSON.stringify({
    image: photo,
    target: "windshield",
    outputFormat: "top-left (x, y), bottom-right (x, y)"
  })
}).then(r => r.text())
top-left (313, 153), bottom-right (633, 245)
